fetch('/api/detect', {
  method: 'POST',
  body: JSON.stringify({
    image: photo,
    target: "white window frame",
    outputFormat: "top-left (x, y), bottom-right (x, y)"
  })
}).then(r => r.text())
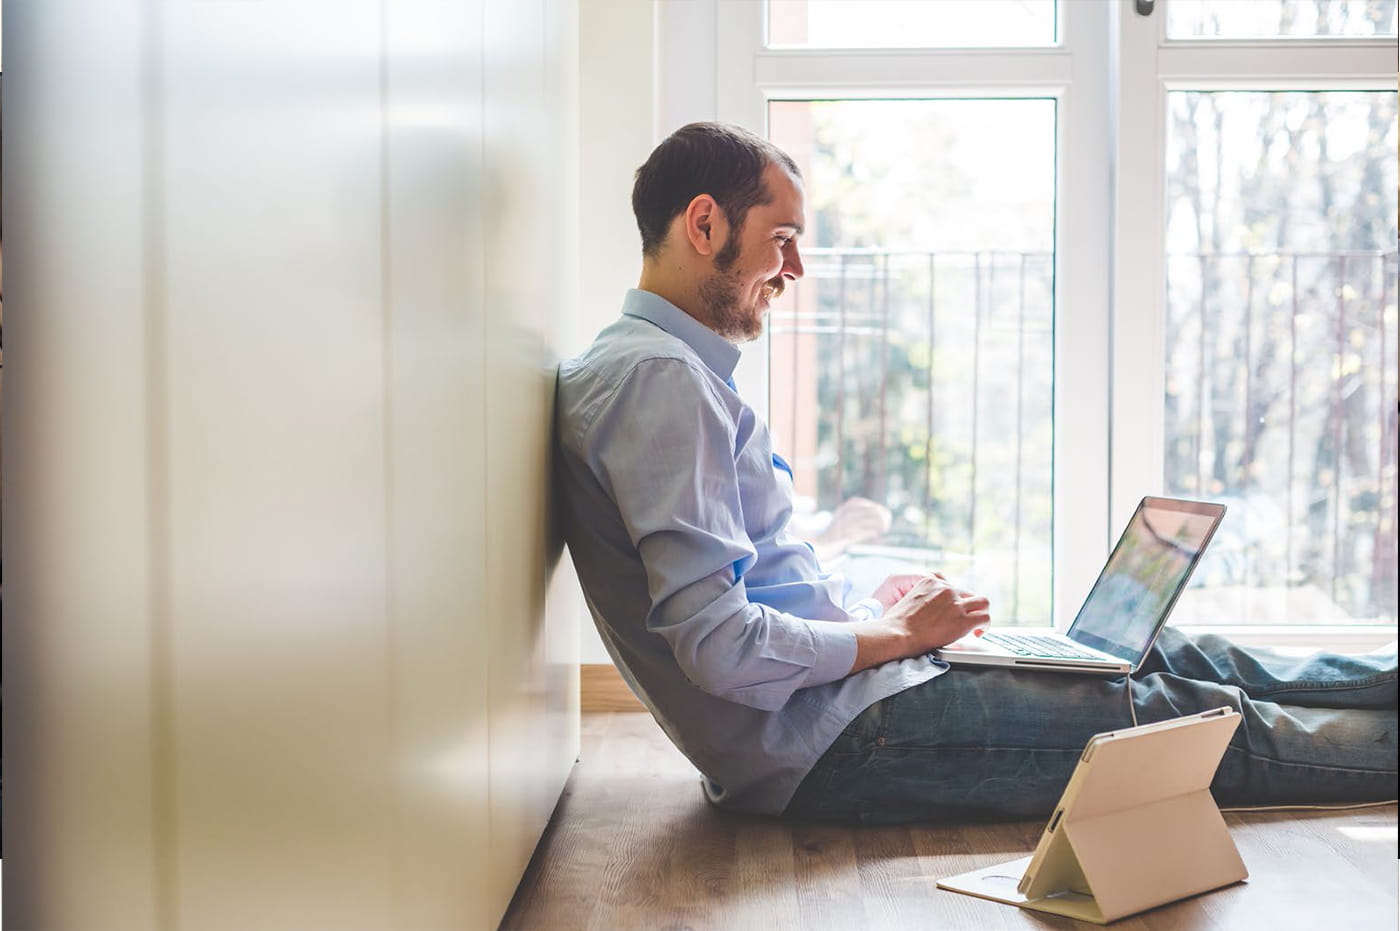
top-left (654, 0), bottom-right (1397, 647)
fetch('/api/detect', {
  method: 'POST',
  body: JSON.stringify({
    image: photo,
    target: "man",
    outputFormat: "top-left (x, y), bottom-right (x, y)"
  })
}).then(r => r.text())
top-left (555, 122), bottom-right (1396, 823)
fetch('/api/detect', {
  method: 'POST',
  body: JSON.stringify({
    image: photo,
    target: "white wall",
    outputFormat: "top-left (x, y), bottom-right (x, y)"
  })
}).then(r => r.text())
top-left (2, 1), bottom-right (578, 927)
top-left (574, 0), bottom-right (657, 664)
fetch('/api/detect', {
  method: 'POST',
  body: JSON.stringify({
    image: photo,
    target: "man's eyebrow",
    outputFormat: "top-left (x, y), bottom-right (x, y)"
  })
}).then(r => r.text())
top-left (776, 221), bottom-right (805, 236)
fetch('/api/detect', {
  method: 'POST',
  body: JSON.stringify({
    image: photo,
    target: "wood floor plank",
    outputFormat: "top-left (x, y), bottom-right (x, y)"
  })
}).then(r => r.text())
top-left (791, 824), bottom-right (868, 929)
top-left (731, 817), bottom-right (804, 931)
top-left (852, 827), bottom-right (927, 929)
top-left (500, 713), bottom-right (1399, 931)
top-left (497, 781), bottom-right (601, 930)
top-left (912, 823), bottom-right (1053, 930)
top-left (1192, 808), bottom-right (1399, 931)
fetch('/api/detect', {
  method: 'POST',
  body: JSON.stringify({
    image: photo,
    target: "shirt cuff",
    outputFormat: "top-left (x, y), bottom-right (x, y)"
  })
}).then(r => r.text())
top-left (802, 618), bottom-right (859, 684)
top-left (846, 597), bottom-right (885, 622)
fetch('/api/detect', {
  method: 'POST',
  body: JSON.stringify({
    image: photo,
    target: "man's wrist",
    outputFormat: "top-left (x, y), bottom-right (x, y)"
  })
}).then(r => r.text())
top-left (848, 617), bottom-right (915, 674)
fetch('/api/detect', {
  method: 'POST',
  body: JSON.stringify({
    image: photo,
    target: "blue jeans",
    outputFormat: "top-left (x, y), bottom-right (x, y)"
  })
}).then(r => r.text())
top-left (783, 627), bottom-right (1398, 824)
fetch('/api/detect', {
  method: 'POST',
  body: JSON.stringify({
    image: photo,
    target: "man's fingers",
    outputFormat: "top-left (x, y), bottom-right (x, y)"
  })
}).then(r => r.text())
top-left (957, 596), bottom-right (991, 636)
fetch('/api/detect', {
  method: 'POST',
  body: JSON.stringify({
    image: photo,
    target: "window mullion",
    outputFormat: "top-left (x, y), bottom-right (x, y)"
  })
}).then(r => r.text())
top-left (1109, 0), bottom-right (1169, 536)
top-left (717, 0), bottom-right (772, 412)
top-left (1054, 0), bottom-right (1113, 626)
top-left (1157, 40), bottom-right (1396, 87)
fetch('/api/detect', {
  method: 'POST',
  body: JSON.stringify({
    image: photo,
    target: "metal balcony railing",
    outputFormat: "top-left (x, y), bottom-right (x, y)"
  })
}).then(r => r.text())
top-left (767, 247), bottom-right (1398, 624)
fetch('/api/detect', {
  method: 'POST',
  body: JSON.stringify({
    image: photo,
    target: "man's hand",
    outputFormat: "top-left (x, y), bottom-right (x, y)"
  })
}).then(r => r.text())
top-left (869, 573), bottom-right (927, 612)
top-left (849, 573), bottom-right (990, 674)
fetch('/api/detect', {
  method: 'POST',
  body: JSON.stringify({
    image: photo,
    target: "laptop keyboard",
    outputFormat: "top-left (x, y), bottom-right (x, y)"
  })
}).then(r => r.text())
top-left (979, 632), bottom-right (1105, 661)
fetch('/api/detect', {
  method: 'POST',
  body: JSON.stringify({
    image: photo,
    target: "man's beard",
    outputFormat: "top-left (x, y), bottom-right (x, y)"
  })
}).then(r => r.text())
top-left (699, 270), bottom-right (762, 343)
top-left (699, 243), bottom-right (784, 343)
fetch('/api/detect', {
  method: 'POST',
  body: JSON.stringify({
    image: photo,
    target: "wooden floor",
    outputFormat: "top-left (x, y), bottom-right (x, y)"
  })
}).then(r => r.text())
top-left (502, 711), bottom-right (1398, 931)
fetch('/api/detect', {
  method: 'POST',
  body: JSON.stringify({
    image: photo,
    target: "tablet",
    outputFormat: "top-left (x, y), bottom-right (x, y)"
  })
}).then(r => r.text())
top-left (937, 707), bottom-right (1247, 924)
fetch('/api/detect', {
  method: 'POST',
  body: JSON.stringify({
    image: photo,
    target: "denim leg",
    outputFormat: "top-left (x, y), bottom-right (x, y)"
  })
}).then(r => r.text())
top-left (1129, 669), bottom-right (1397, 807)
top-left (785, 666), bottom-right (1137, 824)
top-left (1129, 628), bottom-right (1397, 806)
top-left (785, 632), bottom-right (1398, 825)
top-left (1139, 626), bottom-right (1398, 710)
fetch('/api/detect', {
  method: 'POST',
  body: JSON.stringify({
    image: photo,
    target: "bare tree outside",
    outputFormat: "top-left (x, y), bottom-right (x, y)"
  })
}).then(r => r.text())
top-left (1164, 86), bottom-right (1397, 625)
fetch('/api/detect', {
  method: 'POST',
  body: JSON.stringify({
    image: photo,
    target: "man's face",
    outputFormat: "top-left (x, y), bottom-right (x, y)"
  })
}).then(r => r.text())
top-left (699, 161), bottom-right (806, 343)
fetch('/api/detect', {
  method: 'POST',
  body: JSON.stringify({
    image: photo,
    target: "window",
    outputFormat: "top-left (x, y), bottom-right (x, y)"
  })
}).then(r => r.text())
top-left (1161, 90), bottom-right (1397, 625)
top-left (1116, 1), bottom-right (1397, 632)
top-left (688, 0), bottom-right (1396, 636)
top-left (1166, 0), bottom-right (1397, 39)
top-left (767, 98), bottom-right (1056, 619)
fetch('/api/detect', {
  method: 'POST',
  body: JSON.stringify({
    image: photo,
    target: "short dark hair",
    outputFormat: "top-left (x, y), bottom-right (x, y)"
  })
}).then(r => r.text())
top-left (631, 122), bottom-right (800, 259)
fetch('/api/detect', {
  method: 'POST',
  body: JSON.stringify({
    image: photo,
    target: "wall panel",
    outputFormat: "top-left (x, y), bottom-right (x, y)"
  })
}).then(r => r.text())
top-left (3, 0), bottom-right (579, 927)
top-left (383, 1), bottom-right (494, 928)
top-left (575, 0), bottom-right (655, 664)
top-left (3, 4), bottom-right (159, 927)
top-left (482, 0), bottom-right (574, 902)
top-left (161, 5), bottom-right (394, 924)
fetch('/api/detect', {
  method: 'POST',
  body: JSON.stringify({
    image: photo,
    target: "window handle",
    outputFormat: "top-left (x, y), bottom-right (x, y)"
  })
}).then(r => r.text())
top-left (1135, 0), bottom-right (1154, 15)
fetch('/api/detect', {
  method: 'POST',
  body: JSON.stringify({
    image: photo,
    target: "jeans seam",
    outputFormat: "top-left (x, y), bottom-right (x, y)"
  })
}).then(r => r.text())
top-left (1259, 674), bottom-right (1395, 695)
top-left (1226, 746), bottom-right (1398, 775)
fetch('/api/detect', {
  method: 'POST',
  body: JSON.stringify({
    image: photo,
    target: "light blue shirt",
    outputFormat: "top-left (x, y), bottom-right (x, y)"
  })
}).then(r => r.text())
top-left (555, 289), bottom-right (947, 815)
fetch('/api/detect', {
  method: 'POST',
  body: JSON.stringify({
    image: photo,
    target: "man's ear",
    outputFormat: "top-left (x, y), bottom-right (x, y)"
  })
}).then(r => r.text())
top-left (683, 193), bottom-right (725, 258)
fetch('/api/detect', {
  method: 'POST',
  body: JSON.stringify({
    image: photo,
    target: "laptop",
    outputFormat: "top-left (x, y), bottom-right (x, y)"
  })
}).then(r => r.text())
top-left (934, 496), bottom-right (1226, 675)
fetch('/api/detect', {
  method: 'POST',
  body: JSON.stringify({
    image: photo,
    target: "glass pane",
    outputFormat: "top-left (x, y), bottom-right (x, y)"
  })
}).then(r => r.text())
top-left (768, 0), bottom-right (1057, 49)
top-left (1167, 0), bottom-right (1397, 39)
top-left (1164, 91), bottom-right (1398, 625)
top-left (768, 99), bottom-right (1055, 622)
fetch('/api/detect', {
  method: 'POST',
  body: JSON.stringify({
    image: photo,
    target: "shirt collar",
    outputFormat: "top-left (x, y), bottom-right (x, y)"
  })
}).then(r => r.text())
top-left (622, 288), bottom-right (741, 384)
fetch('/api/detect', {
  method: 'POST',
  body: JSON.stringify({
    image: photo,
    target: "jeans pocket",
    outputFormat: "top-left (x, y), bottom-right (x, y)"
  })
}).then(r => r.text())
top-left (834, 697), bottom-right (888, 753)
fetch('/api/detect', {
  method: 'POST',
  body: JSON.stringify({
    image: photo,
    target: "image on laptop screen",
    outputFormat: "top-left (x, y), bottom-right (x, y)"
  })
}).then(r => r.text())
top-left (1068, 498), bottom-right (1225, 663)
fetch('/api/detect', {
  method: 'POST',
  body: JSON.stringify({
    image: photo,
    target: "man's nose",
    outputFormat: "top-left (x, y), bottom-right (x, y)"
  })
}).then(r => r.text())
top-left (783, 243), bottom-right (804, 281)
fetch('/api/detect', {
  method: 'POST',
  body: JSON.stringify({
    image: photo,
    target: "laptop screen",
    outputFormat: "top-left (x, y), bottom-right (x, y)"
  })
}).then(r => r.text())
top-left (1067, 497), bottom-right (1226, 663)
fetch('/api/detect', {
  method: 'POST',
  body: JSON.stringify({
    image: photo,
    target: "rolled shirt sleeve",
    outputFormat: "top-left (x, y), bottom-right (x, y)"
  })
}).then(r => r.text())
top-left (585, 357), bottom-right (857, 711)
